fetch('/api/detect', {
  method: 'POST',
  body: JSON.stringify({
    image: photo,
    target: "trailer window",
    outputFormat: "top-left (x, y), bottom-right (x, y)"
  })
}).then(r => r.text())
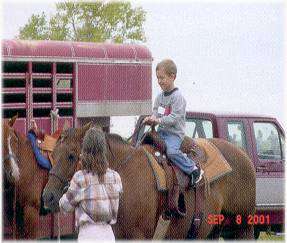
top-left (3, 93), bottom-right (26, 103)
top-left (254, 122), bottom-right (282, 160)
top-left (33, 93), bottom-right (52, 103)
top-left (57, 63), bottom-right (73, 73)
top-left (57, 93), bottom-right (73, 102)
top-left (33, 79), bottom-right (52, 88)
top-left (32, 63), bottom-right (52, 73)
top-left (57, 79), bottom-right (72, 88)
top-left (33, 108), bottom-right (51, 117)
top-left (186, 119), bottom-right (213, 138)
top-left (3, 109), bottom-right (26, 118)
top-left (3, 79), bottom-right (25, 88)
top-left (227, 121), bottom-right (247, 151)
top-left (58, 108), bottom-right (73, 117)
top-left (3, 61), bottom-right (27, 73)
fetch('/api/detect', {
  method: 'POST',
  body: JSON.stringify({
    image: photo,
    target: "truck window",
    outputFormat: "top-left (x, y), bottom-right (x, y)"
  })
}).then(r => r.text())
top-left (253, 122), bottom-right (282, 160)
top-left (185, 119), bottom-right (213, 138)
top-left (227, 121), bottom-right (247, 151)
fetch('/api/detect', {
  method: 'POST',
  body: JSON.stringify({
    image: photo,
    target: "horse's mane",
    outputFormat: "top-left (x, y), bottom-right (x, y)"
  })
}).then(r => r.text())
top-left (4, 122), bottom-right (24, 141)
top-left (106, 133), bottom-right (129, 145)
top-left (60, 127), bottom-right (129, 146)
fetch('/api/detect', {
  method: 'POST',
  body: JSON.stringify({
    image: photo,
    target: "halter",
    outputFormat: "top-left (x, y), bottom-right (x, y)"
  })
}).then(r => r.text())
top-left (48, 170), bottom-right (70, 190)
top-left (48, 160), bottom-right (82, 193)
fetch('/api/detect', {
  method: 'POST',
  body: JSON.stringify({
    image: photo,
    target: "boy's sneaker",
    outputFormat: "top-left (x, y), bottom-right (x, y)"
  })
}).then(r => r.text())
top-left (190, 168), bottom-right (204, 187)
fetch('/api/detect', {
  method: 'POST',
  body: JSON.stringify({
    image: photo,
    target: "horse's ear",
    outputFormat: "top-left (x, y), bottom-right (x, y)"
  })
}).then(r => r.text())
top-left (94, 124), bottom-right (103, 131)
top-left (62, 120), bottom-right (71, 130)
top-left (79, 122), bottom-right (93, 138)
top-left (9, 114), bottom-right (18, 127)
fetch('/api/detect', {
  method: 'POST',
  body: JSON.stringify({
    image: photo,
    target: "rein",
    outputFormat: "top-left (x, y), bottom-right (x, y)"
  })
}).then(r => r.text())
top-left (48, 171), bottom-right (70, 192)
top-left (48, 171), bottom-right (68, 185)
top-left (48, 158), bottom-right (82, 194)
top-left (105, 124), bottom-right (152, 171)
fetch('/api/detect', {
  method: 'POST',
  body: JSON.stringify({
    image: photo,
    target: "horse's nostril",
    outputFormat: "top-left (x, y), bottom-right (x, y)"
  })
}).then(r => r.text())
top-left (45, 193), bottom-right (55, 203)
top-left (49, 193), bottom-right (55, 202)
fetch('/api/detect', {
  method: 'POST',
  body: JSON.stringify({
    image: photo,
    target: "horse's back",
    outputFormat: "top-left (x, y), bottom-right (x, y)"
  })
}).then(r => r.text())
top-left (208, 138), bottom-right (256, 214)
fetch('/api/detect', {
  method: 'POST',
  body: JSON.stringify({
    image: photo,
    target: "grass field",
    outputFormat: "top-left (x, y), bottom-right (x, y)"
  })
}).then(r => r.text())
top-left (258, 232), bottom-right (284, 241)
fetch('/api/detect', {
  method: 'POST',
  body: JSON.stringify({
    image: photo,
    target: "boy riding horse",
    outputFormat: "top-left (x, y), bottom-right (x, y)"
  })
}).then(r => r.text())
top-left (143, 59), bottom-right (204, 187)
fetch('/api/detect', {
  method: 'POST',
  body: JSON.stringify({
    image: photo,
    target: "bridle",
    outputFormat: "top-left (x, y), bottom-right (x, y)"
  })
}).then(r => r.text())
top-left (48, 153), bottom-right (82, 193)
top-left (48, 170), bottom-right (69, 186)
top-left (48, 170), bottom-right (71, 194)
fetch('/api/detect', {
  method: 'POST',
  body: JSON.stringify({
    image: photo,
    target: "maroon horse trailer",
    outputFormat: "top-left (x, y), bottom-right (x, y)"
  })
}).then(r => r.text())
top-left (2, 39), bottom-right (153, 239)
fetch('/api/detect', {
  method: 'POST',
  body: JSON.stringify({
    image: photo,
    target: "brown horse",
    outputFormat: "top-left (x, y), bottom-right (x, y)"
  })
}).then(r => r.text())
top-left (42, 123), bottom-right (256, 239)
top-left (3, 116), bottom-right (49, 239)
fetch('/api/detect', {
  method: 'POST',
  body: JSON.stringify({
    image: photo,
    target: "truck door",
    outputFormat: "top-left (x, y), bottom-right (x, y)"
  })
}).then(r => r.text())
top-left (250, 120), bottom-right (285, 172)
top-left (222, 118), bottom-right (253, 159)
top-left (248, 119), bottom-right (285, 209)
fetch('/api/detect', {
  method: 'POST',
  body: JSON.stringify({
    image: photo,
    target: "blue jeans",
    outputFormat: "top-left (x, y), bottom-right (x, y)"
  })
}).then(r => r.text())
top-left (158, 130), bottom-right (197, 175)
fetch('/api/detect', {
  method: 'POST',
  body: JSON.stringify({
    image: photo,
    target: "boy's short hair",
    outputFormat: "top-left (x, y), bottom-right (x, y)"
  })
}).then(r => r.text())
top-left (156, 59), bottom-right (177, 77)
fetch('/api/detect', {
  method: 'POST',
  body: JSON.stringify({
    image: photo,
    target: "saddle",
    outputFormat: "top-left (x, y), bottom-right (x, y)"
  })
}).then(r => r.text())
top-left (39, 135), bottom-right (58, 166)
top-left (142, 131), bottom-right (207, 165)
top-left (142, 131), bottom-right (206, 219)
top-left (30, 129), bottom-right (61, 168)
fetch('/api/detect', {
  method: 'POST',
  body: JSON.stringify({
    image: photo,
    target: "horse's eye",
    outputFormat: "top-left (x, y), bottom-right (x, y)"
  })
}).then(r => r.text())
top-left (68, 154), bottom-right (76, 162)
top-left (60, 136), bottom-right (65, 143)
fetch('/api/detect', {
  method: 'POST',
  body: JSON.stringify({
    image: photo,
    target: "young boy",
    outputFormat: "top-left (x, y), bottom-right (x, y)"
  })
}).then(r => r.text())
top-left (144, 59), bottom-right (204, 186)
top-left (59, 128), bottom-right (123, 242)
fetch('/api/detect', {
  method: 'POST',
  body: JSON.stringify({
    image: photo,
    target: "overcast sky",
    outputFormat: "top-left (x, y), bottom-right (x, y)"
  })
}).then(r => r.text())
top-left (2, 0), bottom-right (286, 137)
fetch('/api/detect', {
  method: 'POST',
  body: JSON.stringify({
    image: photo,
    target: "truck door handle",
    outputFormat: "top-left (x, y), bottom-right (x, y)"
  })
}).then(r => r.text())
top-left (256, 165), bottom-right (267, 172)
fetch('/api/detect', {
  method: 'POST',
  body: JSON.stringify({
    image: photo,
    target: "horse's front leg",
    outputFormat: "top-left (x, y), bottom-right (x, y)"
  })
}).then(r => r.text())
top-left (23, 205), bottom-right (40, 239)
top-left (15, 201), bottom-right (25, 239)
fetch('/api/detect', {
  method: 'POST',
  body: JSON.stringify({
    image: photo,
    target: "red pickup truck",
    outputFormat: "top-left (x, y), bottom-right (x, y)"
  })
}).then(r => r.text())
top-left (134, 112), bottom-right (285, 238)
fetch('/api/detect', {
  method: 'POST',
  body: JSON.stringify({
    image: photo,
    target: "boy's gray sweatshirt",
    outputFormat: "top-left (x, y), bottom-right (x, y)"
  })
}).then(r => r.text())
top-left (152, 88), bottom-right (186, 140)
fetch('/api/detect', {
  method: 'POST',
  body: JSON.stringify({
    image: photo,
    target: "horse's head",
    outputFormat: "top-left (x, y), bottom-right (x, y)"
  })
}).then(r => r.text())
top-left (42, 122), bottom-right (92, 212)
top-left (2, 115), bottom-right (20, 184)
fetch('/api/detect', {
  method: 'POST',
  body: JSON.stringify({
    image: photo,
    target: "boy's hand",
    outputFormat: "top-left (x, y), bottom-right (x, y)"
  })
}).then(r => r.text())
top-left (143, 116), bottom-right (161, 125)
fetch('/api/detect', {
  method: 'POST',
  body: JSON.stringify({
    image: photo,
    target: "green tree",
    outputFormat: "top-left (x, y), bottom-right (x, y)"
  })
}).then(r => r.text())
top-left (18, 12), bottom-right (49, 40)
top-left (18, 1), bottom-right (146, 43)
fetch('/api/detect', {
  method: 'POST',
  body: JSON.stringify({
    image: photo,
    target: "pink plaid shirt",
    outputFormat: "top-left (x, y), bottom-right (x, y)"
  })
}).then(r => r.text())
top-left (59, 168), bottom-right (123, 229)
